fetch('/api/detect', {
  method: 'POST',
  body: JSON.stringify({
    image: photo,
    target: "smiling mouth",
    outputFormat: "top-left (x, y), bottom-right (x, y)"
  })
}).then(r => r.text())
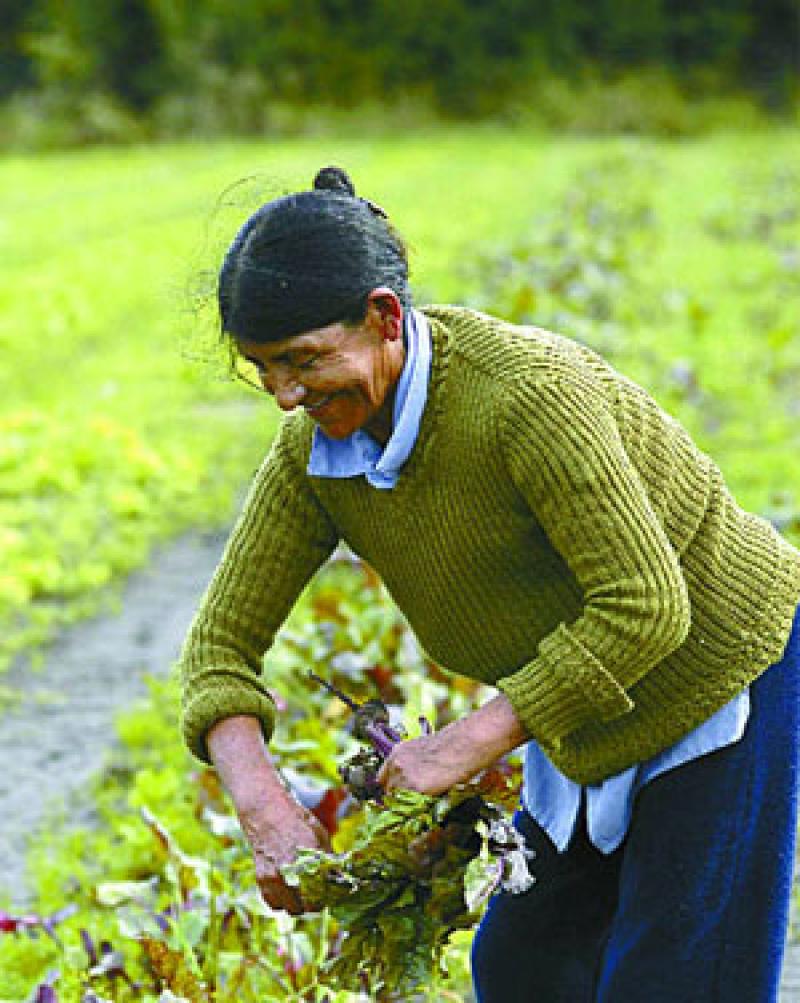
top-left (304, 393), bottom-right (337, 415)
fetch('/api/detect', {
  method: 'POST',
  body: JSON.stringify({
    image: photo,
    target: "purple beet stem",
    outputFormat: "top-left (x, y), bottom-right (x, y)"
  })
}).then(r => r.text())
top-left (363, 722), bottom-right (398, 759)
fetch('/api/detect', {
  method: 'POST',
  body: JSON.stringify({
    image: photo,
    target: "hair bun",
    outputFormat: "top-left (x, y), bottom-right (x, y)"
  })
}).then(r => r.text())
top-left (313, 166), bottom-right (356, 197)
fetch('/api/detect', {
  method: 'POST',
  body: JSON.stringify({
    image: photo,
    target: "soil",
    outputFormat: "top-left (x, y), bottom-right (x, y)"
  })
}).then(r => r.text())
top-left (0, 530), bottom-right (227, 907)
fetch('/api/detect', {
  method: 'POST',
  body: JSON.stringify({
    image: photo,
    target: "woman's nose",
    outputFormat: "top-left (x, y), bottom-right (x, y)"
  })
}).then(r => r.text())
top-left (269, 371), bottom-right (307, 410)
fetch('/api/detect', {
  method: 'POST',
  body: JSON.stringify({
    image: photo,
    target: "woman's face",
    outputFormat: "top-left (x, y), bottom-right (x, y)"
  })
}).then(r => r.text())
top-left (235, 291), bottom-right (405, 443)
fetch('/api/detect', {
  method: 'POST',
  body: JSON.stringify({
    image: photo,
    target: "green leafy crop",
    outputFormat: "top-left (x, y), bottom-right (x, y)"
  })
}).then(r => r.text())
top-left (284, 773), bottom-right (529, 998)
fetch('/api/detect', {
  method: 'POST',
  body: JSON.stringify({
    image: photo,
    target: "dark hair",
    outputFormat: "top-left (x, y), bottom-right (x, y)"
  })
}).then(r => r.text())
top-left (218, 166), bottom-right (410, 344)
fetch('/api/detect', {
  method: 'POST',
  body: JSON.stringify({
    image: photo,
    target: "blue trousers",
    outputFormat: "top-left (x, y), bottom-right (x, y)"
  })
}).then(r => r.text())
top-left (472, 608), bottom-right (800, 1003)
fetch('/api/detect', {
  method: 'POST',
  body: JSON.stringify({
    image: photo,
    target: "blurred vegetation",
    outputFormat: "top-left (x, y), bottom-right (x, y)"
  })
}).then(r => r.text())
top-left (0, 0), bottom-right (797, 147)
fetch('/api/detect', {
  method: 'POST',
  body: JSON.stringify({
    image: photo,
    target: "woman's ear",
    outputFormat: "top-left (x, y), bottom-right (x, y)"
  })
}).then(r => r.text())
top-left (366, 287), bottom-right (403, 341)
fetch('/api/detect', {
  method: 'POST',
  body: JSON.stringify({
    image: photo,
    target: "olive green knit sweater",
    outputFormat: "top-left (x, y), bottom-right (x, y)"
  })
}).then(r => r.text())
top-left (180, 306), bottom-right (800, 785)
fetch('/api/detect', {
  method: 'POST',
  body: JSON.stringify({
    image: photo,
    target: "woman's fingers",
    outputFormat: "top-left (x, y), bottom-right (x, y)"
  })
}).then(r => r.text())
top-left (306, 809), bottom-right (334, 852)
top-left (254, 850), bottom-right (305, 914)
top-left (248, 804), bottom-right (333, 914)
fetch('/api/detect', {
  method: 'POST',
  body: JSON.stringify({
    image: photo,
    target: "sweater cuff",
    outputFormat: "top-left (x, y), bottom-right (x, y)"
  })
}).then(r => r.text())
top-left (182, 676), bottom-right (277, 764)
top-left (496, 622), bottom-right (634, 747)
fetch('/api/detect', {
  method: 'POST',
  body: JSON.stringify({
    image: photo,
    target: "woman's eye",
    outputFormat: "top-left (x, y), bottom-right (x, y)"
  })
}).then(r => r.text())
top-left (299, 356), bottom-right (318, 371)
top-left (240, 355), bottom-right (265, 372)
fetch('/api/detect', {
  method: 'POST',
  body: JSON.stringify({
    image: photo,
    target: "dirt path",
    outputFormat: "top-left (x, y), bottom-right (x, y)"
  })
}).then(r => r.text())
top-left (0, 530), bottom-right (227, 907)
top-left (0, 528), bottom-right (798, 997)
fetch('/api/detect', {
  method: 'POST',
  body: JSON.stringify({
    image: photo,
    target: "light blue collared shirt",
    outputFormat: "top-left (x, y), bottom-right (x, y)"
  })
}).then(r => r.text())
top-left (307, 307), bottom-right (432, 489)
top-left (307, 307), bottom-right (750, 853)
top-left (523, 690), bottom-right (749, 853)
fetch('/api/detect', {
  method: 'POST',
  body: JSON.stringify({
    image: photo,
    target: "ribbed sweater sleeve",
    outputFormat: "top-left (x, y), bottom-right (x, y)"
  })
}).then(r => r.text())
top-left (180, 423), bottom-right (338, 762)
top-left (496, 372), bottom-right (691, 747)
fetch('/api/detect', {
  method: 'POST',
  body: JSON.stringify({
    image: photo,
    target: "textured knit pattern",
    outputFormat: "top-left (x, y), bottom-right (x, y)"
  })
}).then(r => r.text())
top-left (180, 306), bottom-right (800, 784)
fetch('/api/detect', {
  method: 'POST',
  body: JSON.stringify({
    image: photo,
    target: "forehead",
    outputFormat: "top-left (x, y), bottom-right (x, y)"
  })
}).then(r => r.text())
top-left (236, 322), bottom-right (347, 361)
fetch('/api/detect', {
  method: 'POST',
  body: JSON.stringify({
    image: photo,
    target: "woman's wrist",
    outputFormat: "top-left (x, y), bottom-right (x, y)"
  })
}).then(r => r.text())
top-left (206, 714), bottom-right (290, 818)
top-left (448, 693), bottom-right (528, 767)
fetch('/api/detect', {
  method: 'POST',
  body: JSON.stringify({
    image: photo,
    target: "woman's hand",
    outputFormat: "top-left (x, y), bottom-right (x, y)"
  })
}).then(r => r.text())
top-left (376, 693), bottom-right (529, 796)
top-left (377, 730), bottom-right (481, 795)
top-left (206, 714), bottom-right (331, 914)
top-left (239, 797), bottom-right (331, 914)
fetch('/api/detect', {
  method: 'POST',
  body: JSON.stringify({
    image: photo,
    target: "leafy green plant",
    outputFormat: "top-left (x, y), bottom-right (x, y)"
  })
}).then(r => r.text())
top-left (284, 778), bottom-right (529, 998)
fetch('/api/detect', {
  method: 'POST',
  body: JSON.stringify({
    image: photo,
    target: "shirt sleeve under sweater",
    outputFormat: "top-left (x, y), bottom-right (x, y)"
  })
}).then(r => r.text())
top-left (180, 421), bottom-right (338, 762)
top-left (496, 368), bottom-right (692, 746)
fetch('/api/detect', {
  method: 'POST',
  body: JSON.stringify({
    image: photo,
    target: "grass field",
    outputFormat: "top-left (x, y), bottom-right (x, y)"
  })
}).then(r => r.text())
top-left (1, 126), bottom-right (798, 998)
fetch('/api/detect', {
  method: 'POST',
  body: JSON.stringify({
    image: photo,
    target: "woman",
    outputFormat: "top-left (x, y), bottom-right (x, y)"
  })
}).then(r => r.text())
top-left (180, 166), bottom-right (800, 1001)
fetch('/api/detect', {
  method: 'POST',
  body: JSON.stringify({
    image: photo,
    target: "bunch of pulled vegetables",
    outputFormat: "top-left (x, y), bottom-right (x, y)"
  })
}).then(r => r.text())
top-left (282, 674), bottom-right (536, 998)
